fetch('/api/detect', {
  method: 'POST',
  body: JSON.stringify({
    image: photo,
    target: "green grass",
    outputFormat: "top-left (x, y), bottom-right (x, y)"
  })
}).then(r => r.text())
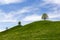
top-left (0, 20), bottom-right (60, 40)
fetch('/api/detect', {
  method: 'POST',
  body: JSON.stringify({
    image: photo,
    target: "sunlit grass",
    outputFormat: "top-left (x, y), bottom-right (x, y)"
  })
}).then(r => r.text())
top-left (0, 20), bottom-right (60, 40)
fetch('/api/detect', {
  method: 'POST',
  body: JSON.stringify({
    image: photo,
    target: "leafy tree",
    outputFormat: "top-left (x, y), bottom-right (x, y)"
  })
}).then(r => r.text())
top-left (42, 13), bottom-right (48, 20)
top-left (18, 21), bottom-right (21, 26)
top-left (6, 27), bottom-right (8, 30)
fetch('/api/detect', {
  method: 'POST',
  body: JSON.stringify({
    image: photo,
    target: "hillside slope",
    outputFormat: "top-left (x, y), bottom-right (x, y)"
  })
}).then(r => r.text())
top-left (0, 21), bottom-right (60, 40)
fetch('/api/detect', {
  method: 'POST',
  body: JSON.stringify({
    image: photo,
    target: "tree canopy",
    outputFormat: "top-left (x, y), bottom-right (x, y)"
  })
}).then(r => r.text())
top-left (42, 13), bottom-right (48, 20)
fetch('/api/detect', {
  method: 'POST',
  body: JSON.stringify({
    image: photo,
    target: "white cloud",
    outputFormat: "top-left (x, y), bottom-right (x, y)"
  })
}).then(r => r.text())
top-left (47, 5), bottom-right (60, 19)
top-left (16, 7), bottom-right (32, 14)
top-left (0, 0), bottom-right (59, 23)
top-left (22, 14), bottom-right (41, 22)
top-left (0, 0), bottom-right (25, 4)
top-left (0, 10), bottom-right (17, 22)
top-left (0, 20), bottom-right (17, 22)
top-left (0, 13), bottom-right (17, 22)
top-left (48, 11), bottom-right (60, 19)
top-left (0, 6), bottom-right (35, 22)
top-left (48, 13), bottom-right (60, 19)
top-left (42, 0), bottom-right (60, 19)
top-left (22, 13), bottom-right (60, 22)
top-left (44, 0), bottom-right (60, 4)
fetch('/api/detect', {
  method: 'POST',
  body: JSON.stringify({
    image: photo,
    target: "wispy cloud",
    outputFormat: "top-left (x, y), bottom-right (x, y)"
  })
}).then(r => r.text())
top-left (0, 0), bottom-right (25, 5)
top-left (44, 0), bottom-right (60, 4)
top-left (0, 0), bottom-right (59, 23)
top-left (22, 14), bottom-right (41, 21)
top-left (48, 10), bottom-right (60, 19)
top-left (0, 6), bottom-right (36, 22)
top-left (0, 11), bottom-right (17, 22)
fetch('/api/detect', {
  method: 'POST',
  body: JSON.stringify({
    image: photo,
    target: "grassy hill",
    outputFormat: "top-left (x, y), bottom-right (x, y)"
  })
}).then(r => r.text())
top-left (0, 20), bottom-right (60, 40)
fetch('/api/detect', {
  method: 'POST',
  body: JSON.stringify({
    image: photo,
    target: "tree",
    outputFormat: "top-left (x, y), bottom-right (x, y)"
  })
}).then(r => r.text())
top-left (42, 13), bottom-right (48, 20)
top-left (6, 27), bottom-right (8, 30)
top-left (18, 21), bottom-right (21, 26)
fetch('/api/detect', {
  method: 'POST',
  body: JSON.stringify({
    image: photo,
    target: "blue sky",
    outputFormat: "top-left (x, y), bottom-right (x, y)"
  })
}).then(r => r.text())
top-left (0, 0), bottom-right (60, 32)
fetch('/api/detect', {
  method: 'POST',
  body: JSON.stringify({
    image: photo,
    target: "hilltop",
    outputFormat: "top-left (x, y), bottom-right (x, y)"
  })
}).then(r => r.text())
top-left (0, 20), bottom-right (60, 40)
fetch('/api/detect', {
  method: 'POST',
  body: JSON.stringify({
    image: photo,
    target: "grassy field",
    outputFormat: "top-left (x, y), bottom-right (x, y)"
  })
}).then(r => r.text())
top-left (0, 20), bottom-right (60, 40)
